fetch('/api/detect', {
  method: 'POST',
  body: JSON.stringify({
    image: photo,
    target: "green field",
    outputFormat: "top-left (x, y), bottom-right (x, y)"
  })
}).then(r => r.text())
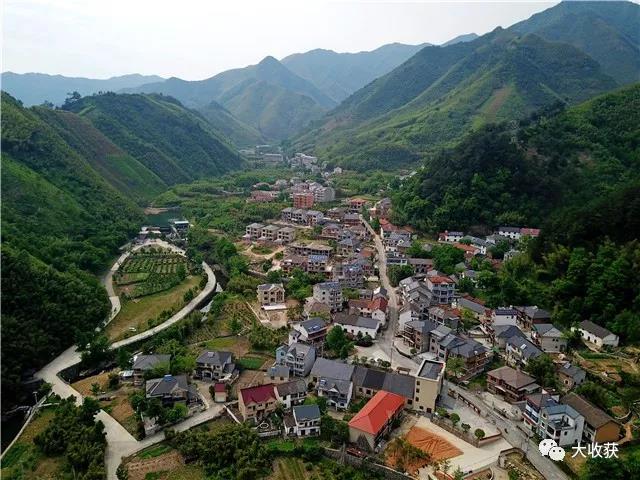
top-left (237, 356), bottom-right (266, 370)
top-left (115, 251), bottom-right (190, 299)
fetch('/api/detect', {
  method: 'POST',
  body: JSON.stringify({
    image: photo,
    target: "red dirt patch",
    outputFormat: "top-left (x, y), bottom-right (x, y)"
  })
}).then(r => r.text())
top-left (405, 426), bottom-right (463, 461)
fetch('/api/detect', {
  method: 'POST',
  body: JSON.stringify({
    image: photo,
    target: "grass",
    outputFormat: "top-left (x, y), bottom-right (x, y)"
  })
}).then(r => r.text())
top-left (204, 336), bottom-right (237, 350)
top-left (106, 275), bottom-right (200, 341)
top-left (138, 444), bottom-right (174, 459)
top-left (237, 356), bottom-right (266, 370)
top-left (273, 457), bottom-right (307, 480)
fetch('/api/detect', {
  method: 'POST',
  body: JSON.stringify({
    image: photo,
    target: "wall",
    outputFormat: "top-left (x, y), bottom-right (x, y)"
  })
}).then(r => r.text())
top-left (323, 447), bottom-right (413, 480)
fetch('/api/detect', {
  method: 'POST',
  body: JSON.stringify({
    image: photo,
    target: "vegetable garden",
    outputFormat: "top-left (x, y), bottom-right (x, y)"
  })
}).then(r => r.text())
top-left (115, 250), bottom-right (192, 299)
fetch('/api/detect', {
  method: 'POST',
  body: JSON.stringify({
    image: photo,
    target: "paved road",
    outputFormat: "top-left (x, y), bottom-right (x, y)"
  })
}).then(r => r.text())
top-left (444, 381), bottom-right (568, 480)
top-left (35, 241), bottom-right (218, 479)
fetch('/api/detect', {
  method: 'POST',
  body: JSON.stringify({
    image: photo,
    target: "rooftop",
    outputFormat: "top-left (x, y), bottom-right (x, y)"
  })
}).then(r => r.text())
top-left (417, 359), bottom-right (445, 380)
top-left (562, 393), bottom-right (619, 429)
top-left (488, 366), bottom-right (536, 389)
top-left (240, 383), bottom-right (277, 405)
top-left (348, 390), bottom-right (405, 436)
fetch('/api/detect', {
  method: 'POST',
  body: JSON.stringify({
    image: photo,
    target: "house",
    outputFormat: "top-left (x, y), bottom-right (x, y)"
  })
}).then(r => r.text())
top-left (238, 384), bottom-right (278, 422)
top-left (338, 238), bottom-right (357, 256)
top-left (574, 320), bottom-right (619, 350)
top-left (259, 224), bottom-right (280, 243)
top-left (334, 261), bottom-right (365, 288)
top-left (347, 197), bottom-right (368, 211)
top-left (557, 363), bottom-right (586, 390)
top-left (306, 255), bottom-right (329, 275)
top-left (290, 243), bottom-right (333, 257)
top-left (352, 366), bottom-right (416, 406)
top-left (213, 383), bottom-right (227, 403)
top-left (532, 324), bottom-right (567, 353)
top-left (348, 390), bottom-right (405, 450)
top-left (408, 258), bottom-right (433, 274)
top-left (194, 350), bottom-right (235, 382)
top-left (293, 192), bottom-right (315, 209)
top-left (492, 325), bottom-right (526, 350)
top-left (524, 393), bottom-right (584, 446)
top-left (305, 210), bottom-right (324, 226)
top-left (285, 405), bottom-right (321, 437)
top-left (312, 185), bottom-right (335, 203)
top-left (257, 283), bottom-right (285, 306)
top-left (333, 314), bottom-right (380, 339)
top-left (441, 335), bottom-right (490, 378)
top-left (246, 223), bottom-right (265, 239)
top-left (275, 379), bottom-right (308, 409)
top-left (520, 228), bottom-right (540, 238)
top-left (498, 226), bottom-right (521, 240)
top-left (277, 227), bottom-right (296, 244)
top-left (268, 364), bottom-right (292, 384)
top-left (492, 308), bottom-right (518, 328)
top-left (146, 374), bottom-right (197, 406)
top-left (311, 358), bottom-right (355, 410)
top-left (455, 296), bottom-right (491, 321)
top-left (487, 366), bottom-right (540, 403)
top-left (462, 236), bottom-right (488, 255)
top-left (427, 305), bottom-right (460, 330)
top-left (402, 320), bottom-right (438, 352)
top-left (250, 190), bottom-right (278, 202)
top-left (506, 336), bottom-right (543, 368)
top-left (413, 359), bottom-right (445, 413)
top-left (439, 231), bottom-right (464, 243)
top-left (516, 306), bottom-right (552, 330)
top-left (313, 282), bottom-right (343, 311)
top-left (426, 276), bottom-right (456, 305)
top-left (277, 342), bottom-right (316, 377)
top-left (132, 354), bottom-right (171, 386)
top-left (370, 197), bottom-right (391, 219)
top-left (343, 213), bottom-right (361, 227)
top-left (562, 393), bottom-right (621, 443)
top-left (321, 223), bottom-right (342, 240)
top-left (348, 297), bottom-right (388, 325)
top-left (289, 318), bottom-right (328, 349)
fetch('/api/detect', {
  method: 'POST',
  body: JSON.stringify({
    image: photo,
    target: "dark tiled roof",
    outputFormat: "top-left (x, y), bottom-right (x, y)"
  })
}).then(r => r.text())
top-left (562, 393), bottom-right (619, 429)
top-left (579, 320), bottom-right (614, 339)
top-left (133, 354), bottom-right (171, 371)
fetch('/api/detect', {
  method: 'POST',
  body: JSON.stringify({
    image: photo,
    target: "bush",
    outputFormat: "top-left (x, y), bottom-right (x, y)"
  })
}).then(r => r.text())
top-left (474, 428), bottom-right (486, 440)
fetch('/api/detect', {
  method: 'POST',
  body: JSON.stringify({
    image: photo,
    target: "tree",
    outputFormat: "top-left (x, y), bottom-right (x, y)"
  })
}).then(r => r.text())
top-left (525, 354), bottom-right (559, 390)
top-left (461, 423), bottom-right (471, 433)
top-left (446, 357), bottom-right (465, 379)
top-left (453, 467), bottom-right (465, 480)
top-left (449, 412), bottom-right (460, 427)
top-left (474, 428), bottom-right (485, 440)
top-left (91, 383), bottom-right (101, 396)
top-left (326, 326), bottom-right (349, 355)
top-left (388, 265), bottom-right (414, 287)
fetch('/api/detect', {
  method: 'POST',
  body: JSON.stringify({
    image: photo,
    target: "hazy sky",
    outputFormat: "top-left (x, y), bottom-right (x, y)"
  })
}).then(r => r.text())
top-left (3, 0), bottom-right (560, 80)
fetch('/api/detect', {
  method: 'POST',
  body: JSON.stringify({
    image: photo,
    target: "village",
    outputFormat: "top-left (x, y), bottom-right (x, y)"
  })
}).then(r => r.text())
top-left (91, 159), bottom-right (637, 480)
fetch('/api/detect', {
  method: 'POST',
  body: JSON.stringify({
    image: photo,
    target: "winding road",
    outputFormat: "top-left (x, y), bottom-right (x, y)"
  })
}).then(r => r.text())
top-left (35, 239), bottom-right (218, 479)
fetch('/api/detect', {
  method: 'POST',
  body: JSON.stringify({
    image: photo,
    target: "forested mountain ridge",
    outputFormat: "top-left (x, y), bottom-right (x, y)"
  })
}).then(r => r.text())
top-left (281, 43), bottom-right (429, 103)
top-left (293, 1), bottom-right (638, 170)
top-left (1, 93), bottom-right (144, 406)
top-left (62, 92), bottom-right (243, 185)
top-left (392, 84), bottom-right (640, 235)
top-left (0, 71), bottom-right (164, 107)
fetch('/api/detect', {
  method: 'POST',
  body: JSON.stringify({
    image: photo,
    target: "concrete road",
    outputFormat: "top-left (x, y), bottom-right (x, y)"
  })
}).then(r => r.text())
top-left (444, 381), bottom-right (568, 480)
top-left (35, 240), bottom-right (218, 479)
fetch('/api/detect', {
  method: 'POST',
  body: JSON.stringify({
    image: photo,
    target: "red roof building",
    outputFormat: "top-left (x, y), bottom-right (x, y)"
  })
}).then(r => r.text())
top-left (348, 390), bottom-right (405, 450)
top-left (520, 228), bottom-right (540, 237)
top-left (239, 384), bottom-right (277, 421)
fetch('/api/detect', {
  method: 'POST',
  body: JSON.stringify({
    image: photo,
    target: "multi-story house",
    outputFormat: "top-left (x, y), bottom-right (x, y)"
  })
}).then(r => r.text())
top-left (348, 391), bottom-right (405, 450)
top-left (239, 384), bottom-right (278, 422)
top-left (515, 306), bottom-right (551, 330)
top-left (491, 325), bottom-right (526, 350)
top-left (441, 335), bottom-right (490, 378)
top-left (281, 255), bottom-right (307, 276)
top-left (402, 320), bottom-right (438, 352)
top-left (487, 366), bottom-right (540, 403)
top-left (276, 227), bottom-right (296, 244)
top-left (438, 231), bottom-right (464, 243)
top-left (348, 297), bottom-right (388, 325)
top-left (370, 197), bottom-right (391, 219)
top-left (498, 226), bottom-right (521, 240)
top-left (413, 359), bottom-right (445, 414)
top-left (245, 222), bottom-right (265, 240)
top-left (312, 185), bottom-right (335, 203)
top-left (306, 255), bottom-right (329, 275)
top-left (427, 305), bottom-right (460, 329)
top-left (313, 281), bottom-right (343, 311)
top-left (409, 257), bottom-right (433, 274)
top-left (337, 238), bottom-right (357, 256)
top-left (491, 308), bottom-right (518, 328)
top-left (506, 336), bottom-right (543, 368)
top-left (275, 342), bottom-right (316, 377)
top-left (321, 223), bottom-right (342, 240)
top-left (426, 276), bottom-right (456, 305)
top-left (257, 283), bottom-right (285, 306)
top-left (289, 318), bottom-right (328, 349)
top-left (193, 351), bottom-right (235, 381)
top-left (259, 224), bottom-right (280, 242)
top-left (275, 379), bottom-right (307, 409)
top-left (289, 243), bottom-right (333, 257)
top-left (454, 296), bottom-right (491, 321)
top-left (311, 358), bottom-right (355, 410)
top-left (562, 393), bottom-right (621, 443)
top-left (293, 192), bottom-right (315, 209)
top-left (342, 213), bottom-right (361, 226)
top-left (333, 262), bottom-right (364, 289)
top-left (557, 363), bottom-right (586, 390)
top-left (285, 405), bottom-right (321, 437)
top-left (532, 324), bottom-right (567, 353)
top-left (305, 210), bottom-right (324, 226)
top-left (524, 393), bottom-right (584, 446)
top-left (352, 366), bottom-right (416, 406)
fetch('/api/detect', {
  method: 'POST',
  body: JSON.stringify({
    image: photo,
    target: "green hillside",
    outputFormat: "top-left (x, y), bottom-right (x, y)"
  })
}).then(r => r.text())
top-left (296, 31), bottom-right (617, 170)
top-left (510, 0), bottom-right (640, 85)
top-left (1, 93), bottom-right (145, 405)
top-left (392, 84), bottom-right (640, 233)
top-left (63, 92), bottom-right (243, 184)
top-left (198, 100), bottom-right (266, 147)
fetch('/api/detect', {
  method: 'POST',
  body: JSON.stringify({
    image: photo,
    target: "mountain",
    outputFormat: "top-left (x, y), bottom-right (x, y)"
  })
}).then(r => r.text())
top-left (392, 84), bottom-right (640, 233)
top-left (294, 28), bottom-right (618, 170)
top-left (126, 56), bottom-right (335, 141)
top-left (198, 100), bottom-right (267, 147)
top-left (0, 72), bottom-right (164, 107)
top-left (510, 0), bottom-right (640, 85)
top-left (1, 92), bottom-right (145, 405)
top-left (62, 92), bottom-right (243, 185)
top-left (441, 33), bottom-right (479, 46)
top-left (281, 43), bottom-right (429, 103)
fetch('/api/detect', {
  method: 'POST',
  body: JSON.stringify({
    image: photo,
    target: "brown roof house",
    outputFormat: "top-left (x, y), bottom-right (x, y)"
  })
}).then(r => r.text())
top-left (487, 366), bottom-right (540, 403)
top-left (562, 393), bottom-right (621, 443)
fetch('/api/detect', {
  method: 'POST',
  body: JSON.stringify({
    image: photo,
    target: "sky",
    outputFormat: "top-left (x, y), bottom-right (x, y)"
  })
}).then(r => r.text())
top-left (2, 0), bottom-right (561, 80)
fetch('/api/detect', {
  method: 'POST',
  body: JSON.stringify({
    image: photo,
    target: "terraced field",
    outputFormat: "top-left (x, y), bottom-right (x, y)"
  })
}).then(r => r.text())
top-left (114, 250), bottom-right (191, 299)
